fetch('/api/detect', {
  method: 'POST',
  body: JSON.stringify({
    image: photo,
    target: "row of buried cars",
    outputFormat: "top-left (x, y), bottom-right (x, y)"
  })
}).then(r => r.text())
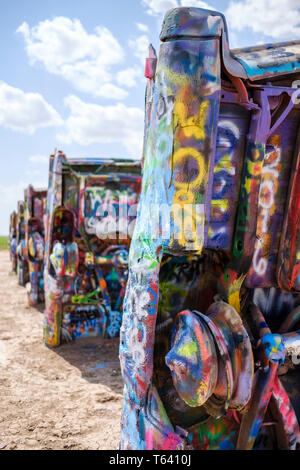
top-left (7, 6), bottom-right (300, 450)
top-left (9, 153), bottom-right (141, 346)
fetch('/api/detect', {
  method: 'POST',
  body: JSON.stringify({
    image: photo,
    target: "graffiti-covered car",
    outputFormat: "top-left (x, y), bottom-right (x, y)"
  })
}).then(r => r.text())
top-left (120, 7), bottom-right (300, 450)
top-left (44, 151), bottom-right (141, 347)
top-left (16, 200), bottom-right (29, 287)
top-left (24, 185), bottom-right (47, 305)
top-left (9, 211), bottom-right (17, 273)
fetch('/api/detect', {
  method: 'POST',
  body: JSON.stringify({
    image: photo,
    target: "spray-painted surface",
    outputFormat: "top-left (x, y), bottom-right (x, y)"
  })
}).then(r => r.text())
top-left (232, 40), bottom-right (300, 81)
top-left (278, 132), bottom-right (300, 291)
top-left (14, 187), bottom-right (47, 303)
top-left (120, 7), bottom-right (300, 450)
top-left (9, 211), bottom-right (17, 273)
top-left (24, 185), bottom-right (47, 306)
top-left (16, 200), bottom-right (29, 287)
top-left (44, 152), bottom-right (141, 347)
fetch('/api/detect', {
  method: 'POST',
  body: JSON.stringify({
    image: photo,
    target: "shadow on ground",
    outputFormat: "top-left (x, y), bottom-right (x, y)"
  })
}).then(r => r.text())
top-left (31, 303), bottom-right (122, 391)
top-left (0, 250), bottom-right (123, 449)
top-left (49, 336), bottom-right (123, 394)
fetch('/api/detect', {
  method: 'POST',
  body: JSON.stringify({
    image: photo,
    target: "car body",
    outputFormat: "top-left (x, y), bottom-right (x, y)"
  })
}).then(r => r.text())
top-left (9, 211), bottom-right (17, 273)
top-left (16, 200), bottom-right (29, 287)
top-left (43, 151), bottom-right (141, 347)
top-left (24, 185), bottom-right (47, 305)
top-left (120, 7), bottom-right (300, 450)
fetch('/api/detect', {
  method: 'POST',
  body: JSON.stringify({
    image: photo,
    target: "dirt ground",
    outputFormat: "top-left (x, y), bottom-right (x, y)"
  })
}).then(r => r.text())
top-left (0, 250), bottom-right (123, 450)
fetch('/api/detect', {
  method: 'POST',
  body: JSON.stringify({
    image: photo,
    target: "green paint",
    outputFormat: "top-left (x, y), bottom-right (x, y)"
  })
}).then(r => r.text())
top-left (0, 236), bottom-right (8, 250)
top-left (195, 193), bottom-right (204, 203)
top-left (177, 340), bottom-right (197, 357)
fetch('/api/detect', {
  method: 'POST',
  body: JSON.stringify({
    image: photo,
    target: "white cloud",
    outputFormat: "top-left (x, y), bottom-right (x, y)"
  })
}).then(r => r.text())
top-left (129, 34), bottom-right (150, 64)
top-left (136, 22), bottom-right (149, 33)
top-left (57, 95), bottom-right (144, 156)
top-left (0, 179), bottom-right (48, 235)
top-left (226, 0), bottom-right (300, 39)
top-left (25, 168), bottom-right (45, 177)
top-left (0, 183), bottom-right (27, 233)
top-left (142, 0), bottom-right (178, 15)
top-left (0, 81), bottom-right (62, 134)
top-left (29, 154), bottom-right (49, 164)
top-left (117, 67), bottom-right (142, 88)
top-left (141, 0), bottom-right (214, 15)
top-left (17, 17), bottom-right (128, 99)
top-left (0, 153), bottom-right (50, 234)
top-left (180, 0), bottom-right (215, 8)
top-left (0, 184), bottom-right (26, 207)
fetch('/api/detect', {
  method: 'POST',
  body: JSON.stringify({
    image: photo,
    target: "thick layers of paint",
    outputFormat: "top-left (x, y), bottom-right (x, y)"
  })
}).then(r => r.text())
top-left (16, 200), bottom-right (29, 287)
top-left (221, 141), bottom-right (264, 313)
top-left (11, 186), bottom-right (47, 304)
top-left (9, 211), bottom-right (17, 273)
top-left (247, 114), bottom-right (300, 287)
top-left (232, 41), bottom-right (300, 81)
top-left (44, 152), bottom-right (141, 347)
top-left (120, 8), bottom-right (223, 449)
top-left (208, 103), bottom-right (250, 251)
top-left (24, 185), bottom-right (47, 306)
top-left (278, 131), bottom-right (300, 291)
top-left (120, 6), bottom-right (300, 451)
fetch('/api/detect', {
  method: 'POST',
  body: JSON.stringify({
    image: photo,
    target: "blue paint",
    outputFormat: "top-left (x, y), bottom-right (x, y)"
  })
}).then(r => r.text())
top-left (90, 361), bottom-right (119, 371)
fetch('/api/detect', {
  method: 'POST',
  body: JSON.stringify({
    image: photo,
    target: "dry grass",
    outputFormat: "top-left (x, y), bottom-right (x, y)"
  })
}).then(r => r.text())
top-left (0, 236), bottom-right (8, 250)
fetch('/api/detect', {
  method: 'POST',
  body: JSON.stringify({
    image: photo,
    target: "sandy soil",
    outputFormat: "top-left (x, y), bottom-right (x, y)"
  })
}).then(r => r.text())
top-left (0, 250), bottom-right (123, 450)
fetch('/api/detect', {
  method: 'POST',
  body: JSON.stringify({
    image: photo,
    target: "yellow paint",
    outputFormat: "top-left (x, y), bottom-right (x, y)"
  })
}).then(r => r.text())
top-left (213, 154), bottom-right (232, 172)
top-left (173, 147), bottom-right (206, 191)
top-left (167, 82), bottom-right (210, 253)
top-left (173, 96), bottom-right (209, 141)
top-left (247, 159), bottom-right (263, 176)
top-left (211, 199), bottom-right (229, 212)
top-left (177, 340), bottom-right (198, 357)
top-left (244, 176), bottom-right (254, 194)
top-left (171, 201), bottom-right (204, 249)
top-left (228, 274), bottom-right (246, 315)
top-left (171, 148), bottom-right (206, 249)
top-left (173, 189), bottom-right (194, 204)
top-left (228, 291), bottom-right (241, 314)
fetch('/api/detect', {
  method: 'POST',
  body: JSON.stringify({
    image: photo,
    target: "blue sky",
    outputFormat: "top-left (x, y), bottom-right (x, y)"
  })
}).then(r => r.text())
top-left (1, 0), bottom-right (300, 234)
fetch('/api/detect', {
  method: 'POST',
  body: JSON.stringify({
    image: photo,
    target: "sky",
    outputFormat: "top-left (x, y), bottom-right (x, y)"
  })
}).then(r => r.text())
top-left (1, 0), bottom-right (300, 234)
